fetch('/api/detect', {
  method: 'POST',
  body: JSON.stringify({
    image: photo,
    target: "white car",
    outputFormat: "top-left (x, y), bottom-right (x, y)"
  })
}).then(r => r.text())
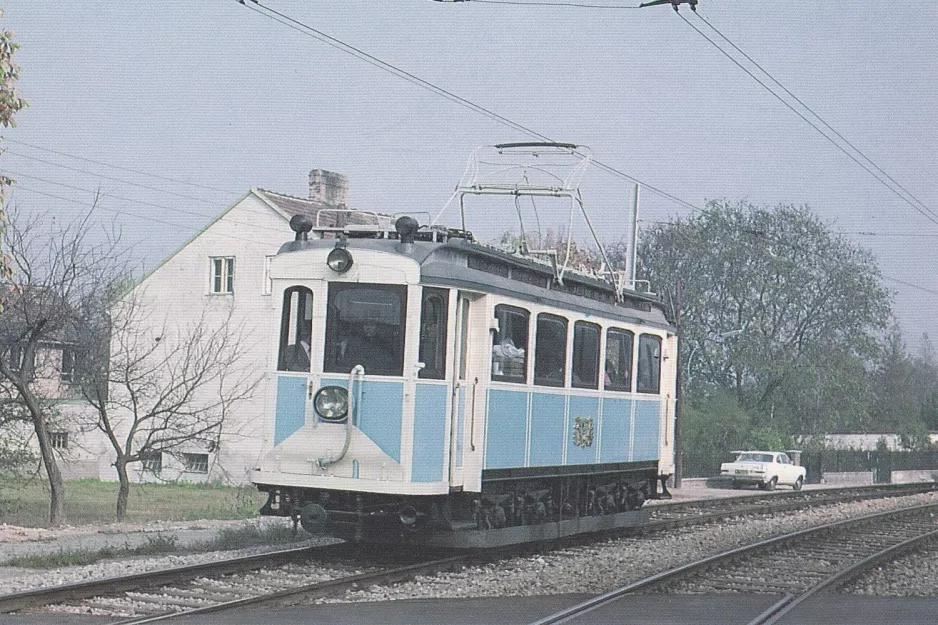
top-left (720, 451), bottom-right (806, 491)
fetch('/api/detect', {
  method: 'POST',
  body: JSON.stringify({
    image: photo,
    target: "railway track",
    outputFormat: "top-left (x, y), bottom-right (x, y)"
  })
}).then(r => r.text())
top-left (645, 482), bottom-right (938, 530)
top-left (1, 543), bottom-right (469, 622)
top-left (530, 501), bottom-right (938, 625)
top-left (2, 483), bottom-right (935, 621)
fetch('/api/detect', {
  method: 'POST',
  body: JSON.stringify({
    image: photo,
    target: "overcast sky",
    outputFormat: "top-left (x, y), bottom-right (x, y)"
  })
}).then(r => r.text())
top-left (2, 1), bottom-right (936, 347)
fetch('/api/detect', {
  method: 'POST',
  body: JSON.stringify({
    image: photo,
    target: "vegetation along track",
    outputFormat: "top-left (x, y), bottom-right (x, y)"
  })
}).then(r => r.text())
top-left (531, 501), bottom-right (938, 625)
top-left (1, 483), bottom-right (933, 620)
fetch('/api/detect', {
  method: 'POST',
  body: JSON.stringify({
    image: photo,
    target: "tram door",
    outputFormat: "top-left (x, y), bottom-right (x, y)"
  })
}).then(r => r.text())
top-left (449, 294), bottom-right (473, 488)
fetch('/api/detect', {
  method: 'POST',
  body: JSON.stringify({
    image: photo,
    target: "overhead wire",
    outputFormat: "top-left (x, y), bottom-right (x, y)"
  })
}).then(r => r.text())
top-left (1, 137), bottom-right (241, 196)
top-left (0, 169), bottom-right (313, 242)
top-left (677, 11), bottom-right (938, 228)
top-left (468, 0), bottom-right (640, 7)
top-left (239, 0), bottom-right (704, 215)
top-left (8, 185), bottom-right (274, 248)
top-left (5, 150), bottom-right (231, 207)
top-left (693, 13), bottom-right (938, 224)
top-left (230, 0), bottom-right (938, 300)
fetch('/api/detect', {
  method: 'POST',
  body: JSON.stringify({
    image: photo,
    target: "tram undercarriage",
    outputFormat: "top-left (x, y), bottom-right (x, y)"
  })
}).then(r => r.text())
top-left (257, 462), bottom-right (668, 547)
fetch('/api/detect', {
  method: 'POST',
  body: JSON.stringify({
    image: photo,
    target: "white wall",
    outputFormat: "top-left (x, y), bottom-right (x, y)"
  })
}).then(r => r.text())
top-left (102, 192), bottom-right (293, 485)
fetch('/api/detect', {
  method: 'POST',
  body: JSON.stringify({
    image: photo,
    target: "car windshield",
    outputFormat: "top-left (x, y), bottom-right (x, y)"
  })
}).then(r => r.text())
top-left (737, 452), bottom-right (774, 463)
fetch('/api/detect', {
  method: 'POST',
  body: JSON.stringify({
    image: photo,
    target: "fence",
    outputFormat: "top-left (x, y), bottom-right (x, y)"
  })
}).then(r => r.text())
top-left (682, 449), bottom-right (938, 485)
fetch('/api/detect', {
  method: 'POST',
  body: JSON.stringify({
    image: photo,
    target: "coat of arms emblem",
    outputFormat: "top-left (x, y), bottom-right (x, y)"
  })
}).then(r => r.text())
top-left (573, 416), bottom-right (594, 447)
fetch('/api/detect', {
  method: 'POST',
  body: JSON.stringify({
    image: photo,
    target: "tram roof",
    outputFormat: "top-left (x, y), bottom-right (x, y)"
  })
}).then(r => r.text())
top-left (276, 235), bottom-right (673, 330)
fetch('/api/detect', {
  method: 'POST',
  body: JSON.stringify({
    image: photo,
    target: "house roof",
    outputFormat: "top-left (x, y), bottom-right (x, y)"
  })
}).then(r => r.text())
top-left (254, 189), bottom-right (393, 228)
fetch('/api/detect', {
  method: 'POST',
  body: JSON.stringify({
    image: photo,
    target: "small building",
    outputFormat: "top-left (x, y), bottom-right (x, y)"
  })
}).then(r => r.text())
top-left (100, 170), bottom-right (382, 485)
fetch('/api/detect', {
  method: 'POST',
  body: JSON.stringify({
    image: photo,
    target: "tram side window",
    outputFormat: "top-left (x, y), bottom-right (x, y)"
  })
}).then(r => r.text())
top-left (604, 328), bottom-right (634, 392)
top-left (418, 287), bottom-right (449, 380)
top-left (636, 334), bottom-right (662, 394)
top-left (572, 321), bottom-right (601, 389)
top-left (492, 305), bottom-right (529, 383)
top-left (534, 314), bottom-right (567, 387)
top-left (323, 283), bottom-right (407, 376)
top-left (277, 286), bottom-right (314, 372)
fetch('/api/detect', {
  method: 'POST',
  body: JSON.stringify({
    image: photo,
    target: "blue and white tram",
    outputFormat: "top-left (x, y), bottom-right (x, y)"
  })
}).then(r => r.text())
top-left (252, 146), bottom-right (677, 546)
top-left (252, 219), bottom-right (677, 546)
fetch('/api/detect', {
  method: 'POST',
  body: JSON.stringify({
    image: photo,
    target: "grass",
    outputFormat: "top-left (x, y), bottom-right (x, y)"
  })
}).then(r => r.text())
top-left (2, 524), bottom-right (302, 569)
top-left (202, 522), bottom-right (298, 552)
top-left (0, 477), bottom-right (268, 528)
top-left (4, 534), bottom-right (180, 569)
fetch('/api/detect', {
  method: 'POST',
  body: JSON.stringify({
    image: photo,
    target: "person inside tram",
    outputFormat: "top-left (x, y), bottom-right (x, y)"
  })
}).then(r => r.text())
top-left (282, 324), bottom-right (311, 372)
top-left (338, 320), bottom-right (396, 374)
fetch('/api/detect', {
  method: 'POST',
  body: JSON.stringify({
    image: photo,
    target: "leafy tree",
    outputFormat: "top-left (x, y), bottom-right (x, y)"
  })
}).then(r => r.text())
top-left (913, 333), bottom-right (938, 430)
top-left (0, 11), bottom-right (28, 291)
top-left (870, 325), bottom-right (934, 447)
top-left (680, 390), bottom-right (752, 476)
top-left (638, 200), bottom-right (891, 436)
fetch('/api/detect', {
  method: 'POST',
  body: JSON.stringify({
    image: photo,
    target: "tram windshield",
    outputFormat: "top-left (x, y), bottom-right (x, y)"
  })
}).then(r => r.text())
top-left (323, 283), bottom-right (407, 376)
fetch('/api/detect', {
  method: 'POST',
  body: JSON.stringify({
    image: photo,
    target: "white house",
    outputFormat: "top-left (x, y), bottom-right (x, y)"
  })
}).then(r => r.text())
top-left (106, 169), bottom-right (380, 485)
top-left (0, 339), bottom-right (108, 479)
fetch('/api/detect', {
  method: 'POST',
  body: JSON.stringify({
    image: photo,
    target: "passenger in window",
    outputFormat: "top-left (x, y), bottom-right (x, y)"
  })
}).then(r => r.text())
top-left (492, 338), bottom-right (525, 378)
top-left (282, 325), bottom-right (312, 372)
top-left (338, 321), bottom-right (396, 374)
top-left (604, 360), bottom-right (617, 386)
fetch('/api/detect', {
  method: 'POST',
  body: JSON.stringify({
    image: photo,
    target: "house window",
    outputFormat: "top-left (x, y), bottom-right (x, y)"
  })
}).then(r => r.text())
top-left (7, 345), bottom-right (33, 373)
top-left (59, 348), bottom-right (76, 382)
top-left (210, 257), bottom-right (235, 294)
top-left (142, 452), bottom-right (163, 473)
top-left (183, 453), bottom-right (209, 474)
top-left (263, 255), bottom-right (275, 295)
top-left (50, 431), bottom-right (69, 450)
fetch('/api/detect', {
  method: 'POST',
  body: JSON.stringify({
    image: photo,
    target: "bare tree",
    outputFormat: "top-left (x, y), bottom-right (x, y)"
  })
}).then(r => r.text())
top-left (0, 202), bottom-right (125, 526)
top-left (74, 292), bottom-right (260, 520)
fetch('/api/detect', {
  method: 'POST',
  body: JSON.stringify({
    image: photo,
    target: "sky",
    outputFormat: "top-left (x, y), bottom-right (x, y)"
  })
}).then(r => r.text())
top-left (1, 1), bottom-right (936, 347)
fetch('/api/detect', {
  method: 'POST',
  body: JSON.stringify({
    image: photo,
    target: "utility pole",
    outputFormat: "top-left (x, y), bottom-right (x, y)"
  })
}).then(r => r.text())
top-left (674, 277), bottom-right (683, 488)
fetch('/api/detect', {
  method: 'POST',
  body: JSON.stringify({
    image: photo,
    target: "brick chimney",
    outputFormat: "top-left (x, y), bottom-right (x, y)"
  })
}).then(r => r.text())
top-left (309, 169), bottom-right (349, 207)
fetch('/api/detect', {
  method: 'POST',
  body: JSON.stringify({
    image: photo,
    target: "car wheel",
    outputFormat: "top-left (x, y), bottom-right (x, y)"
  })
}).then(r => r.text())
top-left (763, 476), bottom-right (777, 491)
top-left (793, 476), bottom-right (803, 491)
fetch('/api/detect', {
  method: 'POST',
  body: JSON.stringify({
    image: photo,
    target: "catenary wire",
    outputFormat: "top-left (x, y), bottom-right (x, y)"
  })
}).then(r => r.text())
top-left (1, 137), bottom-right (241, 196)
top-left (233, 1), bottom-right (938, 300)
top-left (468, 0), bottom-right (640, 8)
top-left (5, 150), bottom-right (231, 208)
top-left (1, 170), bottom-right (313, 242)
top-left (239, 0), bottom-right (704, 215)
top-left (8, 185), bottom-right (275, 248)
top-left (694, 13), bottom-right (938, 223)
top-left (678, 12), bottom-right (938, 228)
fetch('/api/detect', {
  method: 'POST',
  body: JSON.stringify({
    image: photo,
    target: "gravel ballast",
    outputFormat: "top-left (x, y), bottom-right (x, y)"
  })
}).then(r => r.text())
top-left (319, 491), bottom-right (938, 603)
top-left (5, 489), bottom-right (938, 608)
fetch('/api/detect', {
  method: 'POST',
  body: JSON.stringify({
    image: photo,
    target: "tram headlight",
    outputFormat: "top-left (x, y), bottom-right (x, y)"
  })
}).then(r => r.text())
top-left (313, 386), bottom-right (349, 422)
top-left (326, 248), bottom-right (354, 273)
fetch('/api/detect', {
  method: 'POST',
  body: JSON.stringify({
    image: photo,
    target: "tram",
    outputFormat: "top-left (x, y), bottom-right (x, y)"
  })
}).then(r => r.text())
top-left (252, 143), bottom-right (677, 546)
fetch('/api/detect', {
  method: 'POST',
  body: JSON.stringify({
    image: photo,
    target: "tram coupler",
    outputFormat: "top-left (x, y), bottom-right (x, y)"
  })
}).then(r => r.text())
top-left (658, 475), bottom-right (673, 499)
